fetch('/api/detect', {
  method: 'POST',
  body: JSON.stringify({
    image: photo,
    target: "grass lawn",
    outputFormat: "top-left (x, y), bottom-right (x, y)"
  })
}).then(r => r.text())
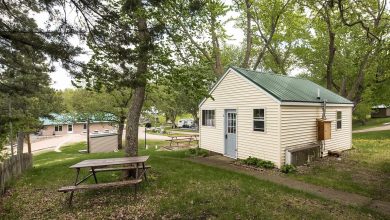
top-left (353, 117), bottom-right (390, 130)
top-left (0, 141), bottom-right (386, 219)
top-left (289, 130), bottom-right (390, 202)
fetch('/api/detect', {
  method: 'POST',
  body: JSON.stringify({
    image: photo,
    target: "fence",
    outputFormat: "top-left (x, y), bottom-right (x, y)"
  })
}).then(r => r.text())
top-left (0, 153), bottom-right (32, 195)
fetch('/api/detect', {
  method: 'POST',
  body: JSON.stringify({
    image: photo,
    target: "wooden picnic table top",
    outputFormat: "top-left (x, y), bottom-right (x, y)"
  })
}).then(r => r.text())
top-left (70, 156), bottom-right (149, 169)
top-left (167, 134), bottom-right (199, 138)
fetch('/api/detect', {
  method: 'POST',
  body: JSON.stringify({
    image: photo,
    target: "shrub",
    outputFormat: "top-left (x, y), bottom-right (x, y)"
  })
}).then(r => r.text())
top-left (187, 148), bottom-right (209, 157)
top-left (242, 157), bottom-right (275, 169)
top-left (281, 164), bottom-right (297, 174)
top-left (257, 160), bottom-right (275, 169)
top-left (244, 157), bottom-right (258, 166)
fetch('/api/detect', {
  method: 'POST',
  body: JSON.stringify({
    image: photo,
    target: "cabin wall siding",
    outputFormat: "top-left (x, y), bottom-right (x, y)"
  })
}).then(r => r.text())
top-left (280, 105), bottom-right (352, 164)
top-left (200, 70), bottom-right (282, 167)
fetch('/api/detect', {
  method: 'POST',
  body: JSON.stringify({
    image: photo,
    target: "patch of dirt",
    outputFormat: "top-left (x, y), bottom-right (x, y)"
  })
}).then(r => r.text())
top-left (231, 161), bottom-right (283, 176)
top-left (280, 194), bottom-right (377, 220)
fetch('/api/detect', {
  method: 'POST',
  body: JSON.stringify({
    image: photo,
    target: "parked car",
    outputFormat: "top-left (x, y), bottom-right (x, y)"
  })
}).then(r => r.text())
top-left (178, 119), bottom-right (194, 128)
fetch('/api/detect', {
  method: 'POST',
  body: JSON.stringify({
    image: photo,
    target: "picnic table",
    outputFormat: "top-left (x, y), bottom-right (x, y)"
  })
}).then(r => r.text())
top-left (166, 134), bottom-right (199, 148)
top-left (58, 156), bottom-right (150, 205)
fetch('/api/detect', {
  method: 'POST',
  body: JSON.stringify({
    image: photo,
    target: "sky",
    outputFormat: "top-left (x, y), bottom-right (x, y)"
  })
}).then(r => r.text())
top-left (48, 1), bottom-right (244, 90)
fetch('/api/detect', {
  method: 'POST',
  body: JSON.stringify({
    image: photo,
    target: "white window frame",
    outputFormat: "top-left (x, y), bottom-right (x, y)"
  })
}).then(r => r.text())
top-left (253, 108), bottom-right (265, 132)
top-left (201, 109), bottom-right (216, 127)
top-left (336, 111), bottom-right (342, 130)
top-left (55, 125), bottom-right (63, 132)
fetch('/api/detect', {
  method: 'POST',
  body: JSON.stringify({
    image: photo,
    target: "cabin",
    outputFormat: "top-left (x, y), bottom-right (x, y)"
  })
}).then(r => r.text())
top-left (39, 114), bottom-right (117, 136)
top-left (371, 105), bottom-right (390, 118)
top-left (199, 66), bottom-right (354, 168)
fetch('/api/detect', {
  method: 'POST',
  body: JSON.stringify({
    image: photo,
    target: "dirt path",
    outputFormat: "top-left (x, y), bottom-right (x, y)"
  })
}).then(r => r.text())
top-left (353, 124), bottom-right (390, 133)
top-left (188, 156), bottom-right (390, 217)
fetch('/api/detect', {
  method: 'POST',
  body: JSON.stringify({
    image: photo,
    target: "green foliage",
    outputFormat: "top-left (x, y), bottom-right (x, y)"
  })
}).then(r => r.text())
top-left (60, 88), bottom-right (132, 123)
top-left (281, 164), bottom-right (297, 174)
top-left (149, 63), bottom-right (216, 127)
top-left (242, 157), bottom-right (275, 169)
top-left (186, 148), bottom-right (209, 157)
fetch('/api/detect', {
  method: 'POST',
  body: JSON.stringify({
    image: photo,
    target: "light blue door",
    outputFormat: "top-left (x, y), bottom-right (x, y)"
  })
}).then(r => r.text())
top-left (225, 110), bottom-right (237, 158)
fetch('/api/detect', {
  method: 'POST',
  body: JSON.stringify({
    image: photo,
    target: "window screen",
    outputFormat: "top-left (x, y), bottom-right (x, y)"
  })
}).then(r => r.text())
top-left (202, 110), bottom-right (215, 126)
top-left (253, 109), bottom-right (265, 132)
top-left (55, 125), bottom-right (63, 132)
top-left (337, 111), bottom-right (342, 129)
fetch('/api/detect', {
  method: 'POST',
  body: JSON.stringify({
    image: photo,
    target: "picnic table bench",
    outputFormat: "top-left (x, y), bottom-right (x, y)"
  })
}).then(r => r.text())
top-left (58, 156), bottom-right (150, 205)
top-left (165, 134), bottom-right (199, 148)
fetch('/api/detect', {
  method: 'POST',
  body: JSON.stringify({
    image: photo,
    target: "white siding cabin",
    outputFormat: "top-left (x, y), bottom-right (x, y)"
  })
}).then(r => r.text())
top-left (199, 67), bottom-right (353, 168)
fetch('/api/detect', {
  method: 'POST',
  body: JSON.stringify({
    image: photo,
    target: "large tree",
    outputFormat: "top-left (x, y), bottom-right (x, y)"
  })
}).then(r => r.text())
top-left (72, 0), bottom-right (173, 158)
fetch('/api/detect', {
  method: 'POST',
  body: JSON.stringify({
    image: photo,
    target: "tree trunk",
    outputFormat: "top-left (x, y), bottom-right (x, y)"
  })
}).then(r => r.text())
top-left (17, 131), bottom-right (24, 155)
top-left (324, 8), bottom-right (336, 90)
top-left (124, 4), bottom-right (150, 159)
top-left (191, 111), bottom-right (199, 131)
top-left (125, 86), bottom-right (146, 157)
top-left (347, 50), bottom-right (371, 102)
top-left (26, 133), bottom-right (31, 154)
top-left (210, 12), bottom-right (223, 77)
top-left (241, 0), bottom-right (252, 68)
top-left (117, 116), bottom-right (126, 150)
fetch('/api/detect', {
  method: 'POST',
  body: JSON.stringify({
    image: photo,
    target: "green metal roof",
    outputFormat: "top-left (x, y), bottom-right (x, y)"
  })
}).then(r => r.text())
top-left (40, 113), bottom-right (117, 126)
top-left (230, 66), bottom-right (353, 104)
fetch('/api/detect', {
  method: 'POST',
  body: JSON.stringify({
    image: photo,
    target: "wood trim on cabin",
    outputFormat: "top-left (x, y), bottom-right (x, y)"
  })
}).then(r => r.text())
top-left (281, 102), bottom-right (354, 107)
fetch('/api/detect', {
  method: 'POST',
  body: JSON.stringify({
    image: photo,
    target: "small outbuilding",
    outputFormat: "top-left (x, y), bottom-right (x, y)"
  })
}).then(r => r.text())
top-left (371, 105), bottom-right (390, 118)
top-left (199, 66), bottom-right (354, 168)
top-left (40, 113), bottom-right (117, 136)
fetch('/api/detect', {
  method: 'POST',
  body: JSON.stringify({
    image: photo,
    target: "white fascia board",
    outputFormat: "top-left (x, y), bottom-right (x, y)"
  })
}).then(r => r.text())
top-left (281, 102), bottom-right (354, 107)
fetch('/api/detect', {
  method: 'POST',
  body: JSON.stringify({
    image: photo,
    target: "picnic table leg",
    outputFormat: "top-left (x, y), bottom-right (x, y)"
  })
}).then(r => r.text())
top-left (136, 162), bottom-right (139, 179)
top-left (91, 167), bottom-right (98, 184)
top-left (69, 168), bottom-right (80, 206)
top-left (142, 162), bottom-right (147, 181)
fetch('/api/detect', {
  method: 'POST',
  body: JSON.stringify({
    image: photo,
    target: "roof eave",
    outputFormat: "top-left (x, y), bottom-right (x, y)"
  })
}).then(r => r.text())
top-left (281, 101), bottom-right (354, 107)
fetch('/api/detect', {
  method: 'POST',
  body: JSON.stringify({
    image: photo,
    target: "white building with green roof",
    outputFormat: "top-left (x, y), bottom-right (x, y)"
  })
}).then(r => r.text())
top-left (199, 67), bottom-right (353, 168)
top-left (40, 113), bottom-right (117, 136)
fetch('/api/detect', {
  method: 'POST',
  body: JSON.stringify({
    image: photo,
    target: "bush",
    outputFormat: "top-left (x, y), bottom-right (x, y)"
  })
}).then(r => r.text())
top-left (257, 160), bottom-right (275, 169)
top-left (281, 164), bottom-right (297, 174)
top-left (244, 157), bottom-right (258, 166)
top-left (187, 148), bottom-right (209, 157)
top-left (242, 157), bottom-right (275, 169)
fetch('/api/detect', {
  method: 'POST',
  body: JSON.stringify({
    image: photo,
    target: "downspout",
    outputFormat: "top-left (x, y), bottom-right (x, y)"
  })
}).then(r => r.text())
top-left (320, 100), bottom-right (327, 157)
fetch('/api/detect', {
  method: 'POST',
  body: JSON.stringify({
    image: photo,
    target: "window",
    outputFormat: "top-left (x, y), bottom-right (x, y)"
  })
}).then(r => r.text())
top-left (83, 123), bottom-right (87, 130)
top-left (202, 110), bottom-right (215, 126)
top-left (253, 109), bottom-right (265, 132)
top-left (54, 125), bottom-right (63, 132)
top-left (336, 111), bottom-right (342, 129)
top-left (227, 112), bottom-right (236, 134)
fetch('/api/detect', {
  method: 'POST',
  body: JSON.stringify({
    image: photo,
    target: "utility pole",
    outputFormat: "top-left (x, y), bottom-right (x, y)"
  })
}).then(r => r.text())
top-left (8, 96), bottom-right (14, 156)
